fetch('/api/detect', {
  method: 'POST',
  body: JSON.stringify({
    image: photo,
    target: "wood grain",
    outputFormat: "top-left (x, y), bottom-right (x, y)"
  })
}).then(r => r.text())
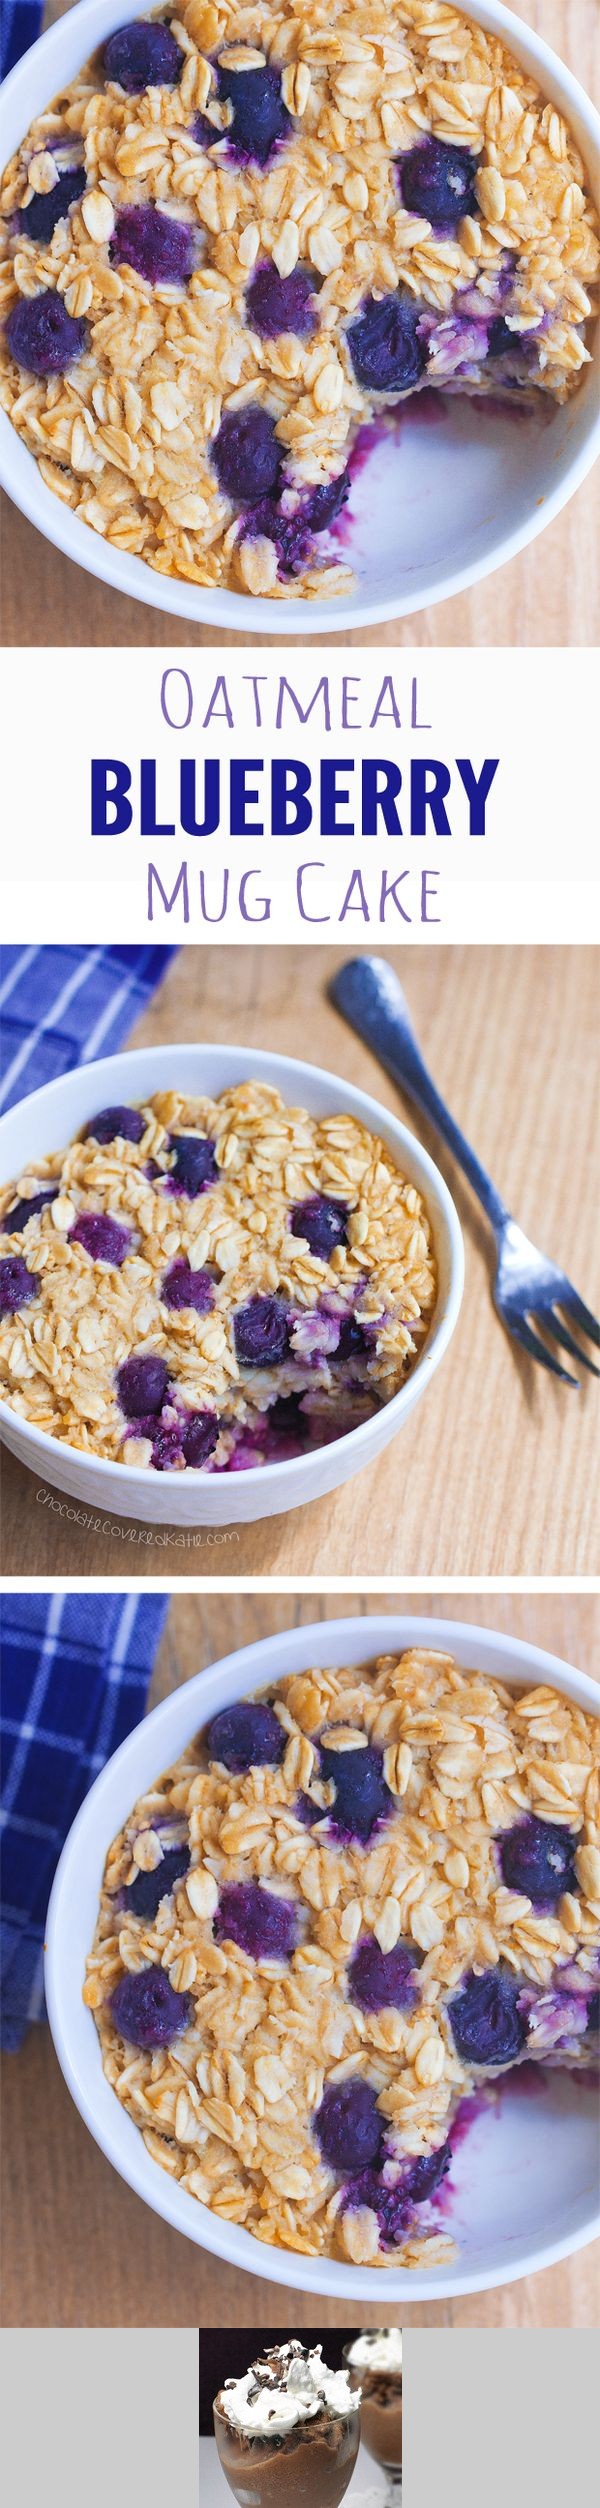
top-left (1, 1), bottom-right (599, 648)
top-left (2, 1589), bottom-right (598, 2331)
top-left (1, 943), bottom-right (598, 1578)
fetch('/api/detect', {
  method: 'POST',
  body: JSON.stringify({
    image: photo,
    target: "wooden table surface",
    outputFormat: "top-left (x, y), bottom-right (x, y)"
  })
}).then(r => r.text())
top-left (2, 943), bottom-right (598, 1579)
top-left (2, 1589), bottom-right (598, 2331)
top-left (1, 1), bottom-right (598, 649)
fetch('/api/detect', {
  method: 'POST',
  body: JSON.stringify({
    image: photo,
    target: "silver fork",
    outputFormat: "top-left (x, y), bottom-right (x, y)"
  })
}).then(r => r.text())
top-left (330, 955), bottom-right (600, 1388)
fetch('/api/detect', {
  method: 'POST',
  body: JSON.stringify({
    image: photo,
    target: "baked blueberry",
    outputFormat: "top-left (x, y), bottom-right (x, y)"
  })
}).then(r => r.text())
top-left (3, 1187), bottom-right (55, 1232)
top-left (116, 1353), bottom-right (169, 1418)
top-left (345, 2139), bottom-right (451, 2243)
top-left (290, 1195), bottom-right (349, 1258)
top-left (168, 1134), bottom-right (218, 1194)
top-left (110, 1964), bottom-right (191, 2047)
top-left (348, 1934), bottom-right (421, 2013)
top-left (181, 1411), bottom-right (220, 1467)
top-left (448, 1966), bottom-right (527, 2067)
top-left (347, 291), bottom-right (427, 395)
top-left (207, 1702), bottom-right (286, 1773)
top-left (5, 289), bottom-right (86, 376)
top-left (217, 63), bottom-right (290, 166)
top-left (246, 261), bottom-right (317, 338)
top-left (161, 1258), bottom-right (214, 1314)
top-left (586, 1990), bottom-right (600, 2034)
top-left (127, 1843), bottom-right (190, 1919)
top-left (398, 137), bottom-right (478, 230)
top-left (315, 2076), bottom-right (383, 2173)
top-left (192, 112), bottom-right (221, 149)
top-left (498, 1814), bottom-right (578, 1907)
top-left (336, 1313), bottom-right (370, 1359)
top-left (214, 1881), bottom-right (298, 1960)
top-left (70, 1212), bottom-right (131, 1264)
top-left (320, 1737), bottom-right (392, 1842)
top-left (84, 1105), bottom-right (145, 1146)
top-left (110, 204), bottom-right (195, 286)
top-left (0, 1254), bottom-right (40, 1313)
top-left (102, 21), bottom-right (183, 92)
top-left (212, 405), bottom-right (283, 504)
top-left (234, 1294), bottom-right (290, 1367)
top-left (21, 166), bottom-right (86, 245)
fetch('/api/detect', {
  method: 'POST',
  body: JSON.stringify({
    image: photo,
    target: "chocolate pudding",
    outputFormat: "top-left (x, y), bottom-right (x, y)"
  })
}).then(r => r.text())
top-left (344, 2331), bottom-right (403, 2492)
top-left (214, 2342), bottom-right (360, 2508)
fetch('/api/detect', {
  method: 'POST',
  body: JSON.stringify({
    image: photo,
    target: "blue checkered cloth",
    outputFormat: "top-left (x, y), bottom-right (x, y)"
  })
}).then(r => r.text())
top-left (1, 0), bottom-right (44, 79)
top-left (0, 1592), bottom-right (169, 2049)
top-left (0, 943), bottom-right (174, 1112)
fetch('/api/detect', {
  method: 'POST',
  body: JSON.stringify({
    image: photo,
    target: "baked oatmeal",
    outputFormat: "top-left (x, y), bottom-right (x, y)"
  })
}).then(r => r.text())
top-left (1, 2), bottom-right (598, 600)
top-left (0, 1080), bottom-right (435, 1469)
top-left (84, 1647), bottom-right (600, 2266)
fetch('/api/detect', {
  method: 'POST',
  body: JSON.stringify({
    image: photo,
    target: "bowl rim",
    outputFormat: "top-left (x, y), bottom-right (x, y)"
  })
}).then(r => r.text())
top-left (1, 0), bottom-right (599, 634)
top-left (44, 1611), bottom-right (600, 2303)
top-left (0, 1037), bottom-right (464, 1496)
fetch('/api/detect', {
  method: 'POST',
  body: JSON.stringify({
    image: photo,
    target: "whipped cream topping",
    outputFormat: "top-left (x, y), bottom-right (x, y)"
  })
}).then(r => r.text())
top-left (347, 2330), bottom-right (404, 2372)
top-left (219, 2342), bottom-right (358, 2434)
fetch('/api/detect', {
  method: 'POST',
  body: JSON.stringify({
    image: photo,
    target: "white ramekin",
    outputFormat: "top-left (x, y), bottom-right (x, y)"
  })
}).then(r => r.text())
top-left (1, 0), bottom-right (599, 632)
top-left (45, 1613), bottom-right (600, 2302)
top-left (0, 1041), bottom-right (463, 1523)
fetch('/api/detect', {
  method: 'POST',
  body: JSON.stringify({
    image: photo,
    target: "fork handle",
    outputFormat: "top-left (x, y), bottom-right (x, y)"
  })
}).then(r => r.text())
top-left (330, 957), bottom-right (510, 1232)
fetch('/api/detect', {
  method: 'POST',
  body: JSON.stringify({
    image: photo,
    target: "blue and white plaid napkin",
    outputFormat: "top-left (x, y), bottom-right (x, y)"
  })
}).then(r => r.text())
top-left (1, 0), bottom-right (44, 81)
top-left (0, 942), bottom-right (174, 1112)
top-left (0, 1591), bottom-right (169, 2049)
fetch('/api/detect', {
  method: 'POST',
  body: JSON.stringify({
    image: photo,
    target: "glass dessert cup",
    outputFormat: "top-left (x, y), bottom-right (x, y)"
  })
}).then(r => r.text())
top-left (343, 2347), bottom-right (402, 2501)
top-left (213, 2397), bottom-right (360, 2508)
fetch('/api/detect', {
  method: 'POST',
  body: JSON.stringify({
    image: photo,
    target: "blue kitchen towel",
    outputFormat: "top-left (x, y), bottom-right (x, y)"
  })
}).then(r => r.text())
top-left (1, 0), bottom-right (43, 79)
top-left (0, 943), bottom-right (174, 1112)
top-left (0, 1591), bottom-right (170, 2049)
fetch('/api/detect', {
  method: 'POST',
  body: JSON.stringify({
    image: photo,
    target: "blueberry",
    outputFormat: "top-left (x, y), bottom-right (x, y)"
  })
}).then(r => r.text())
top-left (266, 1393), bottom-right (309, 1444)
top-left (181, 1411), bottom-right (220, 1468)
top-left (192, 112), bottom-right (221, 149)
top-left (234, 1294), bottom-right (290, 1368)
top-left (345, 2140), bottom-right (451, 2244)
top-left (587, 1991), bottom-right (600, 2035)
top-left (127, 1843), bottom-right (190, 1919)
top-left (487, 315), bottom-right (527, 362)
top-left (398, 138), bottom-right (479, 231)
top-left (246, 261), bottom-right (317, 339)
top-left (315, 2076), bottom-right (383, 2174)
top-left (242, 466), bottom-right (350, 575)
top-left (102, 21), bottom-right (183, 92)
top-left (206, 1701), bottom-right (286, 1773)
top-left (169, 1134), bottom-right (218, 1194)
top-left (448, 1966), bottom-right (527, 2068)
top-left (148, 1420), bottom-right (185, 1471)
top-left (161, 1258), bottom-right (214, 1315)
top-left (3, 1187), bottom-right (55, 1232)
top-left (498, 1815), bottom-right (578, 1908)
top-left (291, 1195), bottom-right (349, 1259)
top-left (110, 1965), bottom-right (191, 2048)
top-left (217, 63), bottom-right (290, 166)
top-left (347, 291), bottom-right (427, 396)
top-left (295, 1790), bottom-right (322, 1827)
top-left (70, 1212), bottom-right (131, 1265)
top-left (21, 166), bottom-right (86, 245)
top-left (117, 1353), bottom-right (169, 1418)
top-left (212, 405), bottom-right (283, 505)
top-left (336, 1313), bottom-right (369, 1360)
top-left (111, 205), bottom-right (195, 287)
top-left (84, 1105), bottom-right (145, 1146)
top-left (303, 471), bottom-right (350, 533)
top-left (348, 1935), bottom-right (421, 2013)
top-left (320, 1738), bottom-right (392, 1843)
top-left (0, 1254), bottom-right (40, 1313)
top-left (214, 1881), bottom-right (298, 1961)
top-left (5, 289), bottom-right (86, 376)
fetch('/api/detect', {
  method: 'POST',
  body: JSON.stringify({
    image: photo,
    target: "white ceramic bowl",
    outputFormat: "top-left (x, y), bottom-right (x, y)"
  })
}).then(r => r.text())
top-left (45, 1613), bottom-right (600, 2301)
top-left (1, 0), bottom-right (599, 632)
top-left (0, 1040), bottom-right (463, 1523)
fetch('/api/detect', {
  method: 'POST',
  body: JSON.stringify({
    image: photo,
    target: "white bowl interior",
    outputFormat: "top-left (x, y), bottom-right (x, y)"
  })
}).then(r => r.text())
top-left (45, 1615), bottom-right (600, 2302)
top-left (0, 1042), bottom-right (463, 1523)
top-left (1, 0), bottom-right (599, 630)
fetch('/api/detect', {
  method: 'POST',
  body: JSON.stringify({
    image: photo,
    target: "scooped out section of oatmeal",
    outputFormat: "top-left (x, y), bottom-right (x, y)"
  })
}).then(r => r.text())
top-left (84, 1647), bottom-right (600, 2267)
top-left (0, 1080), bottom-right (436, 1469)
top-left (0, 0), bottom-right (598, 600)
